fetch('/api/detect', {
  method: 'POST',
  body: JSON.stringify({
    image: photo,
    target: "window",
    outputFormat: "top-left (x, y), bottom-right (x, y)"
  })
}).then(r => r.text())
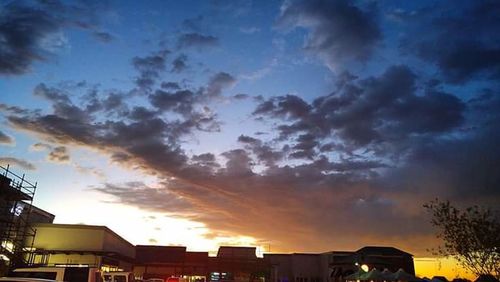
top-left (12, 271), bottom-right (57, 279)
top-left (64, 267), bottom-right (90, 282)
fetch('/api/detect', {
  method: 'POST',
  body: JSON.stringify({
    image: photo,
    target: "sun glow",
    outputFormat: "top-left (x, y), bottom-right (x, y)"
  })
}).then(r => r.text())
top-left (414, 257), bottom-right (474, 281)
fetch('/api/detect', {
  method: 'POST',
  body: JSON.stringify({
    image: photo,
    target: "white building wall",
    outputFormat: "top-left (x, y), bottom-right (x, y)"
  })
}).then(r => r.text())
top-left (32, 224), bottom-right (105, 251)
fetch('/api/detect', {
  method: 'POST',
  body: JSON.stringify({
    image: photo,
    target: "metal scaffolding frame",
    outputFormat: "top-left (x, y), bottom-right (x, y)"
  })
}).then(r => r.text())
top-left (0, 164), bottom-right (37, 271)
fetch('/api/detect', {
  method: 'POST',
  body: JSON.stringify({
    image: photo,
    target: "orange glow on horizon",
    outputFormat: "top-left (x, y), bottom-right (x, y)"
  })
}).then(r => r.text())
top-left (414, 257), bottom-right (475, 281)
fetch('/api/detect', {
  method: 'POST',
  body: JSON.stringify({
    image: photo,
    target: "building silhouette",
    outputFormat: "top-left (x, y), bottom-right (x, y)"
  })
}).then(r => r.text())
top-left (0, 166), bottom-right (416, 282)
top-left (265, 247), bottom-right (415, 282)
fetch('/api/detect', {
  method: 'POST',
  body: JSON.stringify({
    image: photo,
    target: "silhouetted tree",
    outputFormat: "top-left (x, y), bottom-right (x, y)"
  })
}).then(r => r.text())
top-left (424, 199), bottom-right (500, 280)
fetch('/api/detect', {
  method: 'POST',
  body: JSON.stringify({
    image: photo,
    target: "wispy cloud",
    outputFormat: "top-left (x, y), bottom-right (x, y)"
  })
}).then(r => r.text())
top-left (0, 157), bottom-right (36, 170)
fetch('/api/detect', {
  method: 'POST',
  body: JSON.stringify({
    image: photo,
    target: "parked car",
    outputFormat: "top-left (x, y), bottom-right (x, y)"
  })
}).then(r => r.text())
top-left (102, 272), bottom-right (135, 282)
top-left (166, 277), bottom-right (185, 282)
top-left (11, 267), bottom-right (135, 282)
top-left (12, 267), bottom-right (101, 282)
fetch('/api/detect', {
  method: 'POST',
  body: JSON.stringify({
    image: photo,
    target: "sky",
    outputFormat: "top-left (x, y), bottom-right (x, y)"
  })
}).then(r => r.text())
top-left (0, 0), bottom-right (499, 279)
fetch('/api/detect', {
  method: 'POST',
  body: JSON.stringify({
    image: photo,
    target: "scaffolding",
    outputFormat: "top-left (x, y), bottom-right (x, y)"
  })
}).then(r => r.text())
top-left (0, 164), bottom-right (37, 271)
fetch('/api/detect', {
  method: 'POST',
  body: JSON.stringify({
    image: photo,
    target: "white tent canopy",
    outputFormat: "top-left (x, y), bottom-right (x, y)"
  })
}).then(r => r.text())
top-left (393, 268), bottom-right (422, 282)
top-left (345, 269), bottom-right (368, 281)
top-left (345, 268), bottom-right (422, 282)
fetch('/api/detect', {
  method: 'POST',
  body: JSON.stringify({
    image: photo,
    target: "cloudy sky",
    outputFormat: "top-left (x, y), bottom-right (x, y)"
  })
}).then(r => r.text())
top-left (1, 0), bottom-right (499, 277)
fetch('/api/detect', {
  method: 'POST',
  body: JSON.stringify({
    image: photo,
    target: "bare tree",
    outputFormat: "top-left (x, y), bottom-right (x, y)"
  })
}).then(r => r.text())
top-left (424, 199), bottom-right (500, 280)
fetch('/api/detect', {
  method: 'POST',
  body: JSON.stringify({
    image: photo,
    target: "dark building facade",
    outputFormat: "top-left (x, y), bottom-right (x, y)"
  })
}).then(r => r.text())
top-left (351, 246), bottom-right (414, 274)
top-left (134, 245), bottom-right (207, 279)
top-left (134, 246), bottom-right (267, 282)
top-left (23, 205), bottom-right (55, 225)
top-left (265, 253), bottom-right (322, 282)
top-left (265, 246), bottom-right (415, 282)
top-left (209, 247), bottom-right (267, 282)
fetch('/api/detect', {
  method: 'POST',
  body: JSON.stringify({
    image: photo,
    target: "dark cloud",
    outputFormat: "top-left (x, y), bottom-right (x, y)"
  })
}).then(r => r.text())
top-left (329, 159), bottom-right (387, 172)
top-left (192, 153), bottom-right (216, 163)
top-left (110, 152), bottom-right (132, 164)
top-left (421, 41), bottom-right (500, 84)
top-left (408, 134), bottom-right (500, 201)
top-left (6, 63), bottom-right (475, 255)
top-left (232, 93), bottom-right (250, 100)
top-left (171, 54), bottom-right (188, 73)
top-left (128, 106), bottom-right (156, 121)
top-left (4, 73), bottom-right (497, 255)
top-left (0, 130), bottom-right (14, 144)
top-left (204, 72), bottom-right (236, 97)
top-left (29, 142), bottom-right (70, 163)
top-left (80, 88), bottom-right (128, 118)
top-left (34, 83), bottom-right (70, 103)
top-left (0, 157), bottom-right (36, 170)
top-left (161, 82), bottom-right (181, 90)
top-left (0, 103), bottom-right (37, 115)
top-left (220, 149), bottom-right (254, 177)
top-left (191, 153), bottom-right (220, 171)
top-left (150, 89), bottom-right (196, 116)
top-left (3, 68), bottom-right (231, 176)
top-left (102, 93), bottom-right (128, 113)
top-left (289, 133), bottom-right (318, 160)
top-left (394, 88), bottom-right (500, 201)
top-left (276, 0), bottom-right (381, 69)
top-left (238, 135), bottom-right (283, 167)
top-left (0, 3), bottom-right (59, 75)
top-left (177, 33), bottom-right (219, 50)
top-left (132, 49), bottom-right (170, 90)
top-left (32, 82), bottom-right (98, 124)
top-left (238, 135), bottom-right (261, 146)
top-left (92, 31), bottom-right (114, 43)
top-left (30, 142), bottom-right (51, 151)
top-left (253, 94), bottom-right (311, 120)
top-left (379, 117), bottom-right (500, 212)
top-left (148, 73), bottom-right (236, 133)
top-left (92, 182), bottom-right (193, 212)
top-left (254, 65), bottom-right (465, 150)
top-left (93, 150), bottom-right (433, 253)
top-left (404, 0), bottom-right (500, 83)
top-left (48, 146), bottom-right (70, 163)
top-left (0, 1), bottom-right (111, 75)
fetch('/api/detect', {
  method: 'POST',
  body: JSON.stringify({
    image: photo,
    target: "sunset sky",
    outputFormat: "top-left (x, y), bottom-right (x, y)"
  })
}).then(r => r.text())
top-left (1, 0), bottom-right (499, 280)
